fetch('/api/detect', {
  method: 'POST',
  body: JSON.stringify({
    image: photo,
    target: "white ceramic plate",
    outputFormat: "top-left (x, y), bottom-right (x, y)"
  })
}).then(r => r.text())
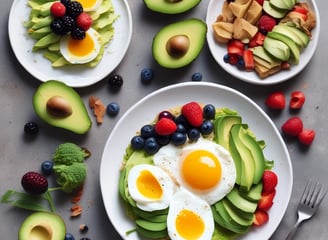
top-left (8, 0), bottom-right (132, 88)
top-left (206, 0), bottom-right (320, 85)
top-left (100, 82), bottom-right (293, 240)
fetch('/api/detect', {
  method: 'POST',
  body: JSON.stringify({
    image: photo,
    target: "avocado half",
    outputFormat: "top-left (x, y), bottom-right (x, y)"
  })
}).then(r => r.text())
top-left (18, 212), bottom-right (66, 240)
top-left (152, 18), bottom-right (207, 69)
top-left (144, 0), bottom-right (201, 14)
top-left (33, 80), bottom-right (92, 134)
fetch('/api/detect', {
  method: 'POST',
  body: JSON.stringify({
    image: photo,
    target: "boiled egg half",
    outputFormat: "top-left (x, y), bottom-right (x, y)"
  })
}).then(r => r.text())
top-left (78, 0), bottom-right (102, 12)
top-left (60, 28), bottom-right (101, 64)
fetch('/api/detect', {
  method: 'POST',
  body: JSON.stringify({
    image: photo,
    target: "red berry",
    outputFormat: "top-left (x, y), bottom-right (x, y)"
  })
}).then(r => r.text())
top-left (181, 102), bottom-right (203, 127)
top-left (253, 209), bottom-right (269, 226)
top-left (298, 129), bottom-right (316, 146)
top-left (76, 12), bottom-right (93, 31)
top-left (21, 171), bottom-right (48, 195)
top-left (265, 92), bottom-right (286, 110)
top-left (243, 49), bottom-right (254, 71)
top-left (155, 118), bottom-right (177, 136)
top-left (257, 15), bottom-right (276, 33)
top-left (248, 32), bottom-right (266, 48)
top-left (50, 2), bottom-right (66, 18)
top-left (281, 117), bottom-right (303, 136)
top-left (258, 189), bottom-right (276, 211)
top-left (227, 39), bottom-right (245, 56)
top-left (262, 170), bottom-right (278, 193)
top-left (289, 91), bottom-right (306, 109)
top-left (255, 0), bottom-right (264, 5)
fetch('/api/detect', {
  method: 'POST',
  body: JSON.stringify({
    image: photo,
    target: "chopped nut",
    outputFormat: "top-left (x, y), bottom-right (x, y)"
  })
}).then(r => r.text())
top-left (71, 204), bottom-right (82, 217)
top-left (89, 95), bottom-right (106, 124)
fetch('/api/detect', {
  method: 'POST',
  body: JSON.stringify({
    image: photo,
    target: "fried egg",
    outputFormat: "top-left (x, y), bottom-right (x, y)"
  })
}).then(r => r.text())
top-left (153, 137), bottom-right (236, 205)
top-left (78, 0), bottom-right (102, 12)
top-left (60, 28), bottom-right (101, 64)
top-left (167, 188), bottom-right (214, 240)
top-left (127, 164), bottom-right (177, 211)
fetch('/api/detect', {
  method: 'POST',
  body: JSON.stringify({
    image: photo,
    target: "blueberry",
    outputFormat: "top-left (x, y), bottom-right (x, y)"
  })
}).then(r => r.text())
top-left (141, 68), bottom-right (154, 84)
top-left (108, 74), bottom-right (123, 91)
top-left (106, 102), bottom-right (120, 117)
top-left (192, 72), bottom-right (203, 81)
top-left (237, 58), bottom-right (245, 70)
top-left (41, 160), bottom-right (53, 175)
top-left (156, 134), bottom-right (171, 146)
top-left (175, 124), bottom-right (186, 134)
top-left (223, 54), bottom-right (230, 63)
top-left (64, 233), bottom-right (75, 240)
top-left (131, 136), bottom-right (145, 150)
top-left (171, 132), bottom-right (187, 146)
top-left (24, 122), bottom-right (39, 135)
top-left (203, 104), bottom-right (216, 119)
top-left (175, 115), bottom-right (190, 130)
top-left (144, 137), bottom-right (160, 154)
top-left (188, 128), bottom-right (200, 141)
top-left (200, 120), bottom-right (214, 135)
top-left (140, 124), bottom-right (155, 138)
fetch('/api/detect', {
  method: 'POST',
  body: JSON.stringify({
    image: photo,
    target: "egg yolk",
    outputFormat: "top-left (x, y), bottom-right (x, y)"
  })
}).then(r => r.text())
top-left (68, 33), bottom-right (95, 57)
top-left (181, 150), bottom-right (221, 190)
top-left (137, 170), bottom-right (163, 200)
top-left (176, 209), bottom-right (205, 239)
top-left (78, 0), bottom-right (99, 10)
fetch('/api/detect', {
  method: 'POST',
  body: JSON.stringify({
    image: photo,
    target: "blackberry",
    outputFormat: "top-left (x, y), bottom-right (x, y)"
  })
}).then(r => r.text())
top-left (71, 27), bottom-right (85, 40)
top-left (62, 15), bottom-right (76, 32)
top-left (50, 19), bottom-right (68, 35)
top-left (24, 122), bottom-right (39, 135)
top-left (107, 74), bottom-right (123, 91)
top-left (66, 1), bottom-right (83, 18)
top-left (60, 0), bottom-right (71, 7)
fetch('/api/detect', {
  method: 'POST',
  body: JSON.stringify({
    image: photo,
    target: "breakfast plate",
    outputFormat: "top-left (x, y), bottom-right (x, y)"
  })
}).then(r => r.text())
top-left (206, 0), bottom-right (320, 85)
top-left (8, 0), bottom-right (132, 88)
top-left (100, 82), bottom-right (293, 239)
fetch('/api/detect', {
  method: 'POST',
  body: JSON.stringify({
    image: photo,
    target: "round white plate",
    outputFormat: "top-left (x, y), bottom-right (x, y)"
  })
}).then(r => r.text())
top-left (206, 0), bottom-right (320, 85)
top-left (8, 0), bottom-right (132, 88)
top-left (100, 82), bottom-right (293, 240)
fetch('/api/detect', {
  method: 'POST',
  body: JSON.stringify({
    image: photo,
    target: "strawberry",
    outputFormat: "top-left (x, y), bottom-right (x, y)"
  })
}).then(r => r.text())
top-left (76, 12), bottom-right (93, 31)
top-left (50, 2), bottom-right (66, 18)
top-left (181, 102), bottom-right (203, 127)
top-left (255, 0), bottom-right (264, 6)
top-left (258, 190), bottom-right (276, 211)
top-left (262, 170), bottom-right (278, 193)
top-left (248, 32), bottom-right (266, 48)
top-left (292, 5), bottom-right (308, 20)
top-left (154, 118), bottom-right (177, 136)
top-left (227, 39), bottom-right (245, 56)
top-left (265, 92), bottom-right (286, 110)
top-left (257, 15), bottom-right (276, 34)
top-left (281, 117), bottom-right (303, 137)
top-left (298, 128), bottom-right (316, 146)
top-left (289, 91), bottom-right (305, 109)
top-left (243, 49), bottom-right (254, 71)
top-left (21, 171), bottom-right (48, 195)
top-left (253, 209), bottom-right (269, 226)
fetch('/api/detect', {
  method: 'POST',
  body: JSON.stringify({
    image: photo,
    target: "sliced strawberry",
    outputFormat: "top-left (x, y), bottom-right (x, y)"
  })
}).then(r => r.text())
top-left (281, 117), bottom-right (303, 137)
top-left (265, 92), bottom-right (286, 110)
top-left (181, 102), bottom-right (203, 127)
top-left (228, 54), bottom-right (239, 65)
top-left (248, 32), bottom-right (266, 48)
top-left (289, 91), bottom-right (305, 109)
top-left (255, 0), bottom-right (264, 6)
top-left (298, 128), bottom-right (316, 146)
top-left (257, 15), bottom-right (276, 34)
top-left (253, 209), bottom-right (269, 226)
top-left (243, 49), bottom-right (254, 71)
top-left (227, 39), bottom-right (245, 56)
top-left (293, 5), bottom-right (309, 15)
top-left (258, 190), bottom-right (276, 211)
top-left (262, 170), bottom-right (278, 194)
top-left (155, 118), bottom-right (177, 136)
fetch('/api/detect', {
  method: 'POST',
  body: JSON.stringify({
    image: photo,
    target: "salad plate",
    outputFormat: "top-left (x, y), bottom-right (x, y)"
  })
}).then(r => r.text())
top-left (100, 82), bottom-right (293, 240)
top-left (8, 0), bottom-right (132, 88)
top-left (206, 0), bottom-right (320, 85)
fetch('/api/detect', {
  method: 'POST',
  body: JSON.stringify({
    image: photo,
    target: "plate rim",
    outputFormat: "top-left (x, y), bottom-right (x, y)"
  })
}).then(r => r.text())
top-left (99, 82), bottom-right (293, 240)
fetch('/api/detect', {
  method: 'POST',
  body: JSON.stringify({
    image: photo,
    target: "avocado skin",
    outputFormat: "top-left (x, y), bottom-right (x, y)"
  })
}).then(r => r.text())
top-left (18, 212), bottom-right (66, 240)
top-left (152, 18), bottom-right (207, 69)
top-left (143, 0), bottom-right (201, 14)
top-left (33, 80), bottom-right (92, 134)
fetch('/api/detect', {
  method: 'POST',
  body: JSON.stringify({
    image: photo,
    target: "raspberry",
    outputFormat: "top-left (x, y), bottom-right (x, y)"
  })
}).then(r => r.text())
top-left (265, 92), bottom-right (286, 110)
top-left (257, 15), bottom-right (276, 34)
top-left (281, 117), bottom-right (303, 136)
top-left (155, 118), bottom-right (177, 136)
top-left (21, 172), bottom-right (48, 195)
top-left (181, 102), bottom-right (203, 127)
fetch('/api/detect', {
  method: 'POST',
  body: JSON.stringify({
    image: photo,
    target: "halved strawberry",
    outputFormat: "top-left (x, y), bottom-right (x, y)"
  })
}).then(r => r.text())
top-left (155, 118), bottom-right (177, 136)
top-left (248, 32), bottom-right (266, 48)
top-left (227, 39), bottom-right (245, 56)
top-left (262, 170), bottom-right (278, 193)
top-left (253, 209), bottom-right (269, 226)
top-left (289, 91), bottom-right (306, 109)
top-left (243, 49), bottom-right (254, 71)
top-left (181, 102), bottom-right (203, 127)
top-left (258, 190), bottom-right (276, 211)
top-left (298, 128), bottom-right (316, 146)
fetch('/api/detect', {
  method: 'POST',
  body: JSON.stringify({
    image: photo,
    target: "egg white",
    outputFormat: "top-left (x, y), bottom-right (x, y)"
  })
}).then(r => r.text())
top-left (153, 137), bottom-right (236, 205)
top-left (167, 188), bottom-right (214, 240)
top-left (127, 164), bottom-right (177, 211)
top-left (60, 28), bottom-right (101, 64)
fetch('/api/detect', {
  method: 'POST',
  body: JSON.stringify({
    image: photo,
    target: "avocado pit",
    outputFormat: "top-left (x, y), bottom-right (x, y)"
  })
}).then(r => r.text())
top-left (46, 96), bottom-right (72, 118)
top-left (166, 34), bottom-right (190, 58)
top-left (30, 224), bottom-right (52, 240)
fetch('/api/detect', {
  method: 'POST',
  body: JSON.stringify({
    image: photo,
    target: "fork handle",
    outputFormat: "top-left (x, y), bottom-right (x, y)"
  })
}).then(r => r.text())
top-left (285, 221), bottom-right (302, 240)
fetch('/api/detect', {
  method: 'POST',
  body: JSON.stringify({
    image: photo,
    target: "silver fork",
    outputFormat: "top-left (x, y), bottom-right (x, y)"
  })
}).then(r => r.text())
top-left (285, 180), bottom-right (327, 240)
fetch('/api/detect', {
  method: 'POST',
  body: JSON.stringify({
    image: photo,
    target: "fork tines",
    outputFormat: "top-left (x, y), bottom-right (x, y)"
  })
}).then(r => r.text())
top-left (301, 180), bottom-right (327, 208)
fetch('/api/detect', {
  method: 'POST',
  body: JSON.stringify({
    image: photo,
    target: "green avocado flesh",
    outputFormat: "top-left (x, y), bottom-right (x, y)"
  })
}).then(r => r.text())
top-left (33, 80), bottom-right (92, 134)
top-left (143, 0), bottom-right (201, 14)
top-left (152, 18), bottom-right (207, 69)
top-left (18, 212), bottom-right (66, 240)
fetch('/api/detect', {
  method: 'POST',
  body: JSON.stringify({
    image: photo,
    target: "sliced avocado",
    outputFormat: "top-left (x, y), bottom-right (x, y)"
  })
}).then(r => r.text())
top-left (263, 1), bottom-right (288, 19)
top-left (226, 187), bottom-right (258, 214)
top-left (251, 46), bottom-right (282, 69)
top-left (152, 18), bottom-right (207, 69)
top-left (222, 199), bottom-right (254, 227)
top-left (33, 80), bottom-right (92, 134)
top-left (263, 36), bottom-right (290, 61)
top-left (134, 207), bottom-right (168, 223)
top-left (272, 25), bottom-right (307, 49)
top-left (143, 0), bottom-right (201, 14)
top-left (136, 219), bottom-right (167, 231)
top-left (240, 182), bottom-right (263, 202)
top-left (135, 224), bottom-right (168, 239)
top-left (279, 24), bottom-right (310, 47)
top-left (18, 212), bottom-right (66, 240)
top-left (269, 0), bottom-right (294, 10)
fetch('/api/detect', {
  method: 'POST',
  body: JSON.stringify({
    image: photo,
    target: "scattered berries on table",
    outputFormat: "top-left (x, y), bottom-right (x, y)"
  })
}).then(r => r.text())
top-left (265, 92), bottom-right (286, 110)
top-left (281, 116), bottom-right (303, 137)
top-left (21, 172), bottom-right (48, 195)
top-left (262, 170), bottom-right (278, 194)
top-left (298, 129), bottom-right (316, 146)
top-left (192, 72), bottom-right (203, 81)
top-left (41, 160), bottom-right (54, 175)
top-left (106, 102), bottom-right (120, 117)
top-left (64, 233), bottom-right (75, 240)
top-left (50, 2), bottom-right (66, 18)
top-left (289, 91), bottom-right (306, 110)
top-left (140, 68), bottom-right (154, 83)
top-left (24, 122), bottom-right (39, 135)
top-left (79, 224), bottom-right (89, 233)
top-left (181, 102), bottom-right (203, 127)
top-left (76, 12), bottom-right (93, 31)
top-left (107, 74), bottom-right (123, 91)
